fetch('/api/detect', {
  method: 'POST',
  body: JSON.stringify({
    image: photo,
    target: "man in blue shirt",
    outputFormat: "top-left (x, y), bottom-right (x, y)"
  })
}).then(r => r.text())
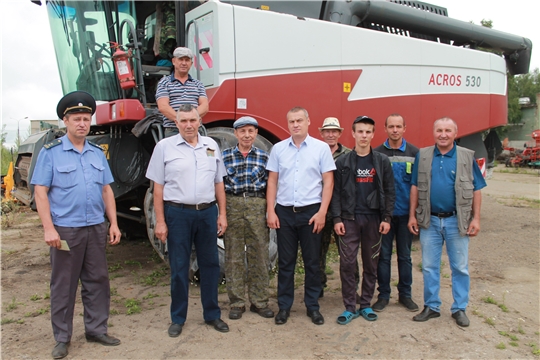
top-left (373, 114), bottom-right (420, 313)
top-left (266, 107), bottom-right (336, 325)
top-left (408, 117), bottom-right (487, 327)
top-left (156, 47), bottom-right (208, 137)
top-left (222, 116), bottom-right (274, 320)
top-left (31, 91), bottom-right (121, 359)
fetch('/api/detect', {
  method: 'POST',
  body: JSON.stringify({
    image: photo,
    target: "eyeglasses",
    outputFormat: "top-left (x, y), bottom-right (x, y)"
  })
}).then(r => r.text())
top-left (353, 116), bottom-right (375, 124)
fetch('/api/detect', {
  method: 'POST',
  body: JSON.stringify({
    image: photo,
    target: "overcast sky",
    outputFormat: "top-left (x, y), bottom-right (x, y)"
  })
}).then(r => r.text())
top-left (1, 0), bottom-right (539, 148)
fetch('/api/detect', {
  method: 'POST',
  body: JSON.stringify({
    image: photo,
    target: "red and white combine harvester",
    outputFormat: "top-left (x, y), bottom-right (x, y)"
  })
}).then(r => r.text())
top-left (15, 0), bottom-right (532, 264)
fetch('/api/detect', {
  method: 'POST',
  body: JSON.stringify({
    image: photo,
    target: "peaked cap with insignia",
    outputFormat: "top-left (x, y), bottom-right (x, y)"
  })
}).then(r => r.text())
top-left (56, 91), bottom-right (96, 119)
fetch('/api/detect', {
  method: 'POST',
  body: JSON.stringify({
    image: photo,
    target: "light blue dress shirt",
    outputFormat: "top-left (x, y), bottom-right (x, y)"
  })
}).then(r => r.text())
top-left (146, 134), bottom-right (226, 204)
top-left (266, 135), bottom-right (336, 207)
top-left (30, 135), bottom-right (114, 227)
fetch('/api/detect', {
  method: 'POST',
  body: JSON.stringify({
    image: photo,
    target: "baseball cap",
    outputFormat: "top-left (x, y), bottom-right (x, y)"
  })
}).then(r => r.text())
top-left (233, 116), bottom-right (259, 129)
top-left (173, 47), bottom-right (194, 59)
top-left (319, 117), bottom-right (343, 131)
top-left (353, 115), bottom-right (375, 126)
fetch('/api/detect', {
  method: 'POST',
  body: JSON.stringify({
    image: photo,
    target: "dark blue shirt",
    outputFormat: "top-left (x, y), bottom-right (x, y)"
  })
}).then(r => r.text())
top-left (223, 145), bottom-right (269, 194)
top-left (411, 144), bottom-right (487, 213)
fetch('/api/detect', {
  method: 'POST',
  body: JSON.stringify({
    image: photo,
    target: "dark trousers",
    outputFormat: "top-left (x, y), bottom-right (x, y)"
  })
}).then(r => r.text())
top-left (275, 204), bottom-right (322, 312)
top-left (320, 218), bottom-right (360, 287)
top-left (51, 223), bottom-right (109, 343)
top-left (165, 204), bottom-right (221, 324)
top-left (377, 215), bottom-right (414, 299)
top-left (340, 215), bottom-right (381, 311)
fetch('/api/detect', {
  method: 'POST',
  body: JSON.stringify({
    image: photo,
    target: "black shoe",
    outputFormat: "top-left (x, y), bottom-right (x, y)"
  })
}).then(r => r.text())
top-left (274, 309), bottom-right (290, 325)
top-left (399, 297), bottom-right (419, 312)
top-left (168, 323), bottom-right (183, 337)
top-left (85, 333), bottom-right (121, 346)
top-left (205, 318), bottom-right (229, 333)
top-left (229, 306), bottom-right (246, 320)
top-left (306, 310), bottom-right (325, 325)
top-left (413, 306), bottom-right (441, 322)
top-left (372, 298), bottom-right (389, 312)
top-left (452, 310), bottom-right (470, 327)
top-left (250, 304), bottom-right (274, 318)
top-left (52, 342), bottom-right (69, 359)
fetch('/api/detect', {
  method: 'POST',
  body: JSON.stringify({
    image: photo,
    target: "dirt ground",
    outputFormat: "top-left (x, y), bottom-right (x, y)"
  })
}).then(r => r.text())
top-left (1, 165), bottom-right (539, 359)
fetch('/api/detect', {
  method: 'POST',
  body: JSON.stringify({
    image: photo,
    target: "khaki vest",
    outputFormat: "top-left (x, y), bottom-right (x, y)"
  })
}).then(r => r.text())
top-left (416, 145), bottom-right (475, 236)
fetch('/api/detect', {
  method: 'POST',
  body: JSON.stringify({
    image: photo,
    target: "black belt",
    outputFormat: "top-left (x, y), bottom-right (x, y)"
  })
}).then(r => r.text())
top-left (431, 211), bottom-right (456, 218)
top-left (229, 192), bottom-right (265, 199)
top-left (278, 203), bottom-right (320, 213)
top-left (164, 201), bottom-right (216, 210)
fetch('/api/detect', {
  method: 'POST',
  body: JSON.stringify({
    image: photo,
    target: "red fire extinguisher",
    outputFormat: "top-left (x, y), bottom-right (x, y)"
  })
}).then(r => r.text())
top-left (110, 42), bottom-right (136, 90)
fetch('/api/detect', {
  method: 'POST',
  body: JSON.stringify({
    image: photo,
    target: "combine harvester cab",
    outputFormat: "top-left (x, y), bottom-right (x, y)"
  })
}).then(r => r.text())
top-left (15, 0), bottom-right (532, 266)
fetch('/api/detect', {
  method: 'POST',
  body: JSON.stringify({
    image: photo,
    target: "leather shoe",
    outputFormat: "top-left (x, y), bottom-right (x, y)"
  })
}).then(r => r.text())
top-left (306, 309), bottom-right (325, 325)
top-left (399, 296), bottom-right (419, 312)
top-left (413, 306), bottom-right (440, 322)
top-left (205, 318), bottom-right (229, 333)
top-left (52, 342), bottom-right (69, 359)
top-left (372, 298), bottom-right (389, 312)
top-left (452, 310), bottom-right (470, 327)
top-left (168, 323), bottom-right (183, 337)
top-left (229, 306), bottom-right (246, 320)
top-left (250, 304), bottom-right (274, 318)
top-left (274, 309), bottom-right (290, 325)
top-left (85, 333), bottom-right (121, 346)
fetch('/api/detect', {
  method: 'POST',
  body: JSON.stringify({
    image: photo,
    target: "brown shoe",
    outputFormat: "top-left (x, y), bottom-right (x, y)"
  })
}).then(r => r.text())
top-left (250, 304), bottom-right (275, 318)
top-left (229, 306), bottom-right (246, 320)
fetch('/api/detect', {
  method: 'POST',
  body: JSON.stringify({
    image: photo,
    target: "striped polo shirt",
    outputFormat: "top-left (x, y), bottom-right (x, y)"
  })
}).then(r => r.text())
top-left (155, 74), bottom-right (207, 128)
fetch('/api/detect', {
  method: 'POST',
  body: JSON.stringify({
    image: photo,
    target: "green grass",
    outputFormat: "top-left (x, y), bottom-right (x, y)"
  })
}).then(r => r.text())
top-left (30, 294), bottom-right (42, 301)
top-left (485, 317), bottom-right (495, 326)
top-left (496, 342), bottom-right (506, 350)
top-left (108, 263), bottom-right (123, 272)
top-left (1, 318), bottom-right (15, 325)
top-left (499, 331), bottom-right (509, 337)
top-left (498, 304), bottom-right (509, 312)
top-left (4, 297), bottom-right (23, 312)
top-left (482, 296), bottom-right (497, 304)
top-left (43, 292), bottom-right (50, 300)
top-left (142, 268), bottom-right (168, 286)
top-left (518, 325), bottom-right (525, 334)
top-left (142, 291), bottom-right (160, 300)
top-left (417, 262), bottom-right (423, 271)
top-left (124, 260), bottom-right (142, 269)
top-left (509, 334), bottom-right (518, 341)
top-left (110, 309), bottom-right (120, 315)
top-left (509, 341), bottom-right (519, 347)
top-left (125, 298), bottom-right (141, 315)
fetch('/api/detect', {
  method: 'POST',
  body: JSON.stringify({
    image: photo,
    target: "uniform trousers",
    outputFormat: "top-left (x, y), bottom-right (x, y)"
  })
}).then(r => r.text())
top-left (275, 203), bottom-right (322, 312)
top-left (340, 214), bottom-right (381, 312)
top-left (224, 194), bottom-right (270, 308)
top-left (165, 203), bottom-right (221, 324)
top-left (51, 222), bottom-right (110, 343)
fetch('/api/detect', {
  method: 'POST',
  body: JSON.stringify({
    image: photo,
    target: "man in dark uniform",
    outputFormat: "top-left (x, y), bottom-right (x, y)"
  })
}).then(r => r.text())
top-left (31, 91), bottom-right (122, 359)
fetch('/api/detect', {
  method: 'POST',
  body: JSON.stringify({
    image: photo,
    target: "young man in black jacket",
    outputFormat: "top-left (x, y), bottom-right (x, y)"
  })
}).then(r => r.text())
top-left (330, 116), bottom-right (395, 325)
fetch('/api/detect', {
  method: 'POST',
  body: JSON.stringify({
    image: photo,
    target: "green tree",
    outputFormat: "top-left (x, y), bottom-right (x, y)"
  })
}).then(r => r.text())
top-left (1, 125), bottom-right (16, 175)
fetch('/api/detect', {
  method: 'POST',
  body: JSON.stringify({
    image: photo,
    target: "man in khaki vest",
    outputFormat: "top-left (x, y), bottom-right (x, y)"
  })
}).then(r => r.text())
top-left (408, 117), bottom-right (486, 327)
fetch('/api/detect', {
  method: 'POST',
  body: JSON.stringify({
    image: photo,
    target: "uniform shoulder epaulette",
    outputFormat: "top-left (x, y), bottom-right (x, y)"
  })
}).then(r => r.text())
top-left (43, 138), bottom-right (62, 149)
top-left (88, 141), bottom-right (104, 150)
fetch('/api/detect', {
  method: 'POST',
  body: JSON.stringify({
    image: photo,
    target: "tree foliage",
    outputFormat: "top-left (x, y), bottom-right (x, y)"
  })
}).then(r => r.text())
top-left (1, 125), bottom-right (16, 175)
top-left (507, 68), bottom-right (540, 124)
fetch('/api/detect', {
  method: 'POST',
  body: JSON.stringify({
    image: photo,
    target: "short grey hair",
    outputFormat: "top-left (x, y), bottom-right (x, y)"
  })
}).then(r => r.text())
top-left (433, 117), bottom-right (458, 132)
top-left (176, 104), bottom-right (200, 121)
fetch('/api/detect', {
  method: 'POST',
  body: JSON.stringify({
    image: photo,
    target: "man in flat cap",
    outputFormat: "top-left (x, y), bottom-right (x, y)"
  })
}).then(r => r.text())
top-left (31, 91), bottom-right (121, 359)
top-left (156, 46), bottom-right (209, 137)
top-left (222, 116), bottom-right (274, 321)
top-left (317, 117), bottom-right (357, 298)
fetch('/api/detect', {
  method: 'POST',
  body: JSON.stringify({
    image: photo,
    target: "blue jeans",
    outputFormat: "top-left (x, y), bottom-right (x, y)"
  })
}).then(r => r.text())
top-left (377, 215), bottom-right (413, 299)
top-left (165, 204), bottom-right (221, 324)
top-left (420, 215), bottom-right (470, 313)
